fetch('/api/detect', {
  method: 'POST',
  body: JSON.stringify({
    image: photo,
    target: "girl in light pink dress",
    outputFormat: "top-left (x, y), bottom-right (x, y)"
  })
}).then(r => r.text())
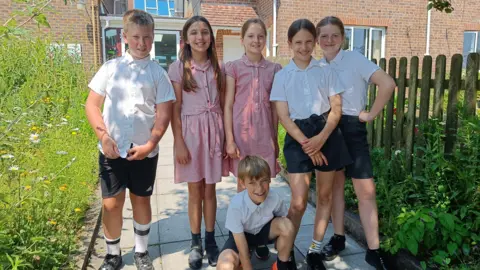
top-left (168, 16), bottom-right (225, 269)
top-left (224, 18), bottom-right (282, 192)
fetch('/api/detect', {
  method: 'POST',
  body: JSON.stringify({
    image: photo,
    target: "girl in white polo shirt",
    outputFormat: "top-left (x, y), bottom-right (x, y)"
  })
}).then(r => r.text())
top-left (315, 16), bottom-right (396, 270)
top-left (270, 18), bottom-right (352, 270)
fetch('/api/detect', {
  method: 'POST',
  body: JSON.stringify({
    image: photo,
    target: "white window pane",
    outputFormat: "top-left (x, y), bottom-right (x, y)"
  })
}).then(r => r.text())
top-left (477, 32), bottom-right (480, 52)
top-left (463, 32), bottom-right (476, 66)
top-left (371, 29), bottom-right (382, 61)
top-left (343, 28), bottom-right (352, 50)
top-left (353, 28), bottom-right (368, 56)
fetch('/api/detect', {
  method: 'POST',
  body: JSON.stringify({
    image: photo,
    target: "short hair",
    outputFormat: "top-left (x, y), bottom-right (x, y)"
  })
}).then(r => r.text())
top-left (123, 9), bottom-right (155, 33)
top-left (237, 156), bottom-right (271, 181)
top-left (241, 18), bottom-right (267, 38)
top-left (287, 19), bottom-right (317, 42)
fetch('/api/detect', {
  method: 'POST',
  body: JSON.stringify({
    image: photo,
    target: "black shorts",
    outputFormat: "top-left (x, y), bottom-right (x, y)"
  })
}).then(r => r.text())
top-left (283, 114), bottom-right (352, 173)
top-left (338, 115), bottom-right (373, 179)
top-left (221, 219), bottom-right (275, 254)
top-left (98, 152), bottom-right (158, 198)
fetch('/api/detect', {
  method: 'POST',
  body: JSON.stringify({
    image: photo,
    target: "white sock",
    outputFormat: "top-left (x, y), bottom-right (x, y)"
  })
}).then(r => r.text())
top-left (105, 236), bottom-right (121, 255)
top-left (308, 239), bottom-right (322, 254)
top-left (133, 220), bottom-right (151, 253)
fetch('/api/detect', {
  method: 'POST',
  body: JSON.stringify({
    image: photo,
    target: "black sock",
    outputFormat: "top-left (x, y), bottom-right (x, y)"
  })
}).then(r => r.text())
top-left (205, 230), bottom-right (216, 246)
top-left (334, 233), bottom-right (345, 238)
top-left (276, 257), bottom-right (289, 270)
top-left (191, 232), bottom-right (201, 247)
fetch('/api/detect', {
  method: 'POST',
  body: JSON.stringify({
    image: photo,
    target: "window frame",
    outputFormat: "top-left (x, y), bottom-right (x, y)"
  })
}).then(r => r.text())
top-left (344, 26), bottom-right (386, 60)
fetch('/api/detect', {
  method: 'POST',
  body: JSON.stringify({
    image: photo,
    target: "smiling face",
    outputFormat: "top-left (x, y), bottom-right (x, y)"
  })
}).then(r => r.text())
top-left (317, 23), bottom-right (344, 56)
top-left (185, 21), bottom-right (212, 55)
top-left (241, 23), bottom-right (266, 56)
top-left (241, 176), bottom-right (271, 204)
top-left (123, 24), bottom-right (154, 60)
top-left (289, 29), bottom-right (315, 64)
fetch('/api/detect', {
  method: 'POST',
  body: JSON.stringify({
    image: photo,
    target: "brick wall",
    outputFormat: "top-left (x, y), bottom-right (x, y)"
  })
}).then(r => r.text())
top-left (215, 29), bottom-right (241, 61)
top-left (0, 0), bottom-right (100, 74)
top-left (202, 0), bottom-right (256, 5)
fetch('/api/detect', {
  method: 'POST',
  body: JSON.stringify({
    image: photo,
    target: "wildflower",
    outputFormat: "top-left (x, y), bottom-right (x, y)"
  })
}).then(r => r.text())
top-left (71, 131), bottom-right (77, 135)
top-left (29, 133), bottom-right (40, 144)
top-left (74, 208), bottom-right (81, 213)
top-left (27, 216), bottom-right (32, 221)
top-left (61, 117), bottom-right (68, 122)
top-left (59, 186), bottom-right (67, 191)
top-left (33, 255), bottom-right (40, 261)
top-left (43, 122), bottom-right (52, 128)
top-left (44, 180), bottom-right (51, 184)
top-left (31, 126), bottom-right (38, 131)
top-left (49, 220), bottom-right (57, 225)
top-left (1, 154), bottom-right (14, 159)
top-left (5, 120), bottom-right (12, 123)
top-left (9, 165), bottom-right (19, 171)
top-left (66, 115), bottom-right (70, 119)
top-left (394, 150), bottom-right (402, 156)
top-left (72, 128), bottom-right (79, 131)
top-left (56, 151), bottom-right (68, 155)
top-left (81, 181), bottom-right (87, 186)
top-left (24, 185), bottom-right (31, 191)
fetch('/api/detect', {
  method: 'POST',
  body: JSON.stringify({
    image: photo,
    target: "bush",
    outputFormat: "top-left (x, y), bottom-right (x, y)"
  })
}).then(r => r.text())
top-left (0, 37), bottom-right (98, 269)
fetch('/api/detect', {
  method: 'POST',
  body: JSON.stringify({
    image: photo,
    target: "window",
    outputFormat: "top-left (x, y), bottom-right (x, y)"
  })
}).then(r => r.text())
top-left (104, 28), bottom-right (123, 61)
top-left (135, 0), bottom-right (175, 16)
top-left (343, 26), bottom-right (385, 61)
top-left (463, 31), bottom-right (480, 66)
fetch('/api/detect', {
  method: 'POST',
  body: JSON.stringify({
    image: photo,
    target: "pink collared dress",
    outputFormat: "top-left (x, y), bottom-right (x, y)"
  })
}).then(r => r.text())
top-left (168, 60), bottom-right (226, 184)
top-left (225, 55), bottom-right (282, 177)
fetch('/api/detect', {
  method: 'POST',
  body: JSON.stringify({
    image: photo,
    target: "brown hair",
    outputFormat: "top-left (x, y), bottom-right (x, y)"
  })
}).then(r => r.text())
top-left (287, 19), bottom-right (317, 42)
top-left (237, 155), bottom-right (271, 181)
top-left (123, 9), bottom-right (154, 33)
top-left (180, 16), bottom-right (225, 93)
top-left (316, 16), bottom-right (345, 37)
top-left (241, 18), bottom-right (267, 38)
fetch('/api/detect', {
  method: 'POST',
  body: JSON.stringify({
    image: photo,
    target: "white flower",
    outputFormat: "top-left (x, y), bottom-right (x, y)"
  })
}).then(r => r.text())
top-left (29, 133), bottom-right (40, 144)
top-left (43, 123), bottom-right (52, 128)
top-left (61, 118), bottom-right (68, 122)
top-left (394, 150), bottom-right (402, 156)
top-left (72, 128), bottom-right (79, 131)
top-left (56, 151), bottom-right (68, 155)
top-left (9, 165), bottom-right (19, 171)
top-left (1, 154), bottom-right (14, 159)
top-left (5, 120), bottom-right (12, 123)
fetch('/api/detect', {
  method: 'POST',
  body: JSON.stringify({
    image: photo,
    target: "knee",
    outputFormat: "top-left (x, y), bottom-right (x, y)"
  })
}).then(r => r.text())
top-left (216, 250), bottom-right (237, 270)
top-left (358, 188), bottom-right (376, 202)
top-left (103, 198), bottom-right (124, 213)
top-left (278, 217), bottom-right (295, 237)
top-left (189, 188), bottom-right (205, 202)
top-left (317, 190), bottom-right (333, 206)
top-left (290, 198), bottom-right (307, 214)
top-left (204, 185), bottom-right (217, 201)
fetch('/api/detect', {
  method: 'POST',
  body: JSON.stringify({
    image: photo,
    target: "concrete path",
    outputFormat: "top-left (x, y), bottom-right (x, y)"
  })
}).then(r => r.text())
top-left (86, 128), bottom-right (374, 270)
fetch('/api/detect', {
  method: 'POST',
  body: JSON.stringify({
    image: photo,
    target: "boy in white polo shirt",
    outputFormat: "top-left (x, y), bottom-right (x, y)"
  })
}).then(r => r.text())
top-left (216, 156), bottom-right (297, 270)
top-left (85, 9), bottom-right (175, 270)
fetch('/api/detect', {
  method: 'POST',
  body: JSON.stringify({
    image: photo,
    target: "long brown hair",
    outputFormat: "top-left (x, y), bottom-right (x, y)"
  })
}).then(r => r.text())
top-left (316, 16), bottom-right (345, 37)
top-left (180, 16), bottom-right (225, 93)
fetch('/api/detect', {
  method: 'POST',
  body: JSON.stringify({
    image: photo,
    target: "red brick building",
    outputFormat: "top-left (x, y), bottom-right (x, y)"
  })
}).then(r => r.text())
top-left (1, 0), bottom-right (479, 72)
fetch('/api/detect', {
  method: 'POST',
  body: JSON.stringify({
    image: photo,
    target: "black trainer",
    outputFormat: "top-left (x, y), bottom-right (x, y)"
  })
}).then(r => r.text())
top-left (188, 244), bottom-right (204, 270)
top-left (134, 250), bottom-right (154, 270)
top-left (306, 252), bottom-right (326, 270)
top-left (255, 245), bottom-right (270, 260)
top-left (319, 234), bottom-right (346, 261)
top-left (98, 253), bottom-right (122, 270)
top-left (205, 242), bottom-right (219, 266)
top-left (365, 249), bottom-right (388, 270)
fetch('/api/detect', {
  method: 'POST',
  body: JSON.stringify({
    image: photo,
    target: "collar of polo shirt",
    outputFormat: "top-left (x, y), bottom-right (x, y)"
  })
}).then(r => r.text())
top-left (243, 190), bottom-right (267, 211)
top-left (124, 51), bottom-right (151, 68)
top-left (284, 57), bottom-right (321, 73)
top-left (190, 59), bottom-right (212, 72)
top-left (241, 54), bottom-right (268, 68)
top-left (320, 49), bottom-right (345, 66)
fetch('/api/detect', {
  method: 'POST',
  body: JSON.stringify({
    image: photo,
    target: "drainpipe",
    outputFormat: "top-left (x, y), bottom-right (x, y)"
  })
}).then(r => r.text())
top-left (425, 8), bottom-right (431, 55)
top-left (272, 0), bottom-right (277, 57)
top-left (101, 19), bottom-right (110, 63)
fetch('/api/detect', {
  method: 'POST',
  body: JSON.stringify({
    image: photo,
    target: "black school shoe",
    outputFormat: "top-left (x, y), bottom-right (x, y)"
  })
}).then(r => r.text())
top-left (134, 250), bottom-right (154, 270)
top-left (319, 234), bottom-right (346, 261)
top-left (365, 249), bottom-right (388, 270)
top-left (205, 242), bottom-right (219, 266)
top-left (255, 245), bottom-right (270, 260)
top-left (188, 244), bottom-right (204, 270)
top-left (306, 252), bottom-right (326, 270)
top-left (98, 253), bottom-right (122, 270)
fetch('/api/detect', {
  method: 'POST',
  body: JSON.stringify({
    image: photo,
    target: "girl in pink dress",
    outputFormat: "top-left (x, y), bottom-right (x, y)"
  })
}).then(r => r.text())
top-left (224, 18), bottom-right (282, 191)
top-left (168, 16), bottom-right (225, 269)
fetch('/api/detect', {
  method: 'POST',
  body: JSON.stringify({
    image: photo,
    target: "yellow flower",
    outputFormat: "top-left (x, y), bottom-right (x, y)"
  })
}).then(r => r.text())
top-left (31, 126), bottom-right (38, 131)
top-left (24, 185), bottom-right (31, 190)
top-left (44, 180), bottom-right (51, 185)
top-left (81, 181), bottom-right (87, 186)
top-left (27, 216), bottom-right (32, 221)
top-left (59, 186), bottom-right (67, 191)
top-left (49, 220), bottom-right (57, 225)
top-left (71, 131), bottom-right (77, 135)
top-left (74, 208), bottom-right (81, 213)
top-left (66, 115), bottom-right (70, 119)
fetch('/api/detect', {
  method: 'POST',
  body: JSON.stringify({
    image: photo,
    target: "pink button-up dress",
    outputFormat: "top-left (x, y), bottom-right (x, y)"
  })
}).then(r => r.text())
top-left (169, 60), bottom-right (226, 184)
top-left (225, 55), bottom-right (282, 177)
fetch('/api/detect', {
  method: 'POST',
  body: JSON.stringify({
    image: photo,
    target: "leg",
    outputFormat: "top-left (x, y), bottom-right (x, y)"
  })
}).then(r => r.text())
top-left (352, 178), bottom-right (379, 249)
top-left (286, 173), bottom-right (312, 236)
top-left (130, 193), bottom-right (152, 224)
top-left (216, 249), bottom-right (240, 270)
top-left (204, 182), bottom-right (220, 266)
top-left (188, 181), bottom-right (205, 234)
top-left (269, 217), bottom-right (295, 262)
top-left (331, 170), bottom-right (346, 235)
top-left (102, 191), bottom-right (126, 240)
top-left (312, 170), bottom-right (335, 242)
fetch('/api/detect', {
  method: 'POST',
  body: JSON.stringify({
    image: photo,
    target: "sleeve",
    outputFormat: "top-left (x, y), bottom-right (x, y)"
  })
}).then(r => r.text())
top-left (269, 71), bottom-right (287, 101)
top-left (325, 67), bottom-right (345, 96)
top-left (224, 61), bottom-right (236, 78)
top-left (353, 51), bottom-right (380, 83)
top-left (155, 68), bottom-right (176, 104)
top-left (167, 60), bottom-right (183, 83)
top-left (88, 62), bottom-right (109, 96)
top-left (273, 196), bottom-right (288, 217)
top-left (225, 206), bottom-right (244, 234)
top-left (274, 63), bottom-right (282, 74)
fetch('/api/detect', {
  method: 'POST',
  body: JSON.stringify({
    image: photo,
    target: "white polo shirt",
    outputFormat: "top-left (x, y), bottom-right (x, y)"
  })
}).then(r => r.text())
top-left (88, 52), bottom-right (176, 158)
top-left (318, 50), bottom-right (380, 116)
top-left (270, 58), bottom-right (343, 120)
top-left (225, 189), bottom-right (288, 235)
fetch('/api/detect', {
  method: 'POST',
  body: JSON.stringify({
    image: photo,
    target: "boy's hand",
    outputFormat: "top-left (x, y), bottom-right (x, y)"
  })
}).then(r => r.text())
top-left (174, 141), bottom-right (191, 165)
top-left (309, 151), bottom-right (328, 166)
top-left (126, 144), bottom-right (153, 161)
top-left (359, 110), bottom-right (373, 123)
top-left (301, 134), bottom-right (326, 156)
top-left (226, 141), bottom-right (240, 159)
top-left (101, 134), bottom-right (120, 159)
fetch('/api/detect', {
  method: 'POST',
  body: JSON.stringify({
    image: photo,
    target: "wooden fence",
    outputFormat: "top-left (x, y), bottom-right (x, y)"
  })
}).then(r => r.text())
top-left (366, 52), bottom-right (480, 173)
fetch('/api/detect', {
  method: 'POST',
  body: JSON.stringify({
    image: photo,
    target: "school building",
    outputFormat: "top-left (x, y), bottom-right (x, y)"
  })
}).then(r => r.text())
top-left (1, 0), bottom-right (479, 72)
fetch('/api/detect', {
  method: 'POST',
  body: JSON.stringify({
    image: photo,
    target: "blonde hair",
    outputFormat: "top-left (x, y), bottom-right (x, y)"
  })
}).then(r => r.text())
top-left (237, 156), bottom-right (271, 181)
top-left (123, 9), bottom-right (154, 33)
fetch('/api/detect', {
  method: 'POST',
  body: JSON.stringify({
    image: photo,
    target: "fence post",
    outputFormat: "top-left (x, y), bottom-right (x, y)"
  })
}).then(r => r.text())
top-left (405, 56), bottom-right (419, 172)
top-left (464, 53), bottom-right (480, 116)
top-left (384, 58), bottom-right (396, 158)
top-left (395, 57), bottom-right (408, 149)
top-left (445, 54), bottom-right (463, 156)
top-left (367, 59), bottom-right (378, 148)
top-left (375, 58), bottom-right (387, 148)
top-left (433, 55), bottom-right (447, 120)
top-left (416, 55), bottom-right (433, 175)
